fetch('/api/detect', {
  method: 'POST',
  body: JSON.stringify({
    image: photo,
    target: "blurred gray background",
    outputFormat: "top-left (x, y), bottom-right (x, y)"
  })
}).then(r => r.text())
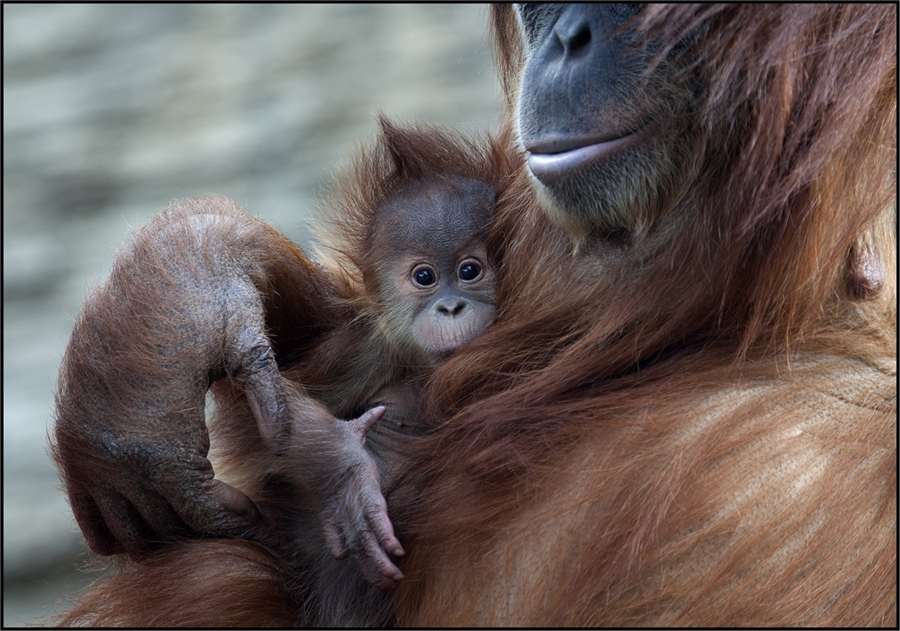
top-left (3, 4), bottom-right (501, 624)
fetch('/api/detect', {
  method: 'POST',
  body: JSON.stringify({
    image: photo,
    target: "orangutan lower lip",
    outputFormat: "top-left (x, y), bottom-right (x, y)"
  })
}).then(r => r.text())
top-left (526, 123), bottom-right (652, 182)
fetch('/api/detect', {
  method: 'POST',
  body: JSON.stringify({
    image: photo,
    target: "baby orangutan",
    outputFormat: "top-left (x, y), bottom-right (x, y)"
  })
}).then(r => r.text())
top-left (266, 162), bottom-right (498, 589)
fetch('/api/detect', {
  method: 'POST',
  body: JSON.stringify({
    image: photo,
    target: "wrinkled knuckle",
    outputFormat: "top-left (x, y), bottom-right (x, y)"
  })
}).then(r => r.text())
top-left (98, 435), bottom-right (166, 479)
top-left (242, 341), bottom-right (275, 375)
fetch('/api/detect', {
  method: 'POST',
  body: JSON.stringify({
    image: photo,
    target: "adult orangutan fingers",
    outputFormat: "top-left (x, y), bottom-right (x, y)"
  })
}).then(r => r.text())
top-left (169, 477), bottom-right (262, 538)
top-left (127, 487), bottom-right (192, 542)
top-left (239, 341), bottom-right (289, 450)
top-left (68, 492), bottom-right (125, 557)
top-left (92, 490), bottom-right (155, 559)
top-left (206, 479), bottom-right (263, 527)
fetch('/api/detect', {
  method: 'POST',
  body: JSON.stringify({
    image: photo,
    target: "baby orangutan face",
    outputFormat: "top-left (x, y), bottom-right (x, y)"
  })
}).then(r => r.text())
top-left (399, 238), bottom-right (494, 357)
top-left (367, 176), bottom-right (497, 360)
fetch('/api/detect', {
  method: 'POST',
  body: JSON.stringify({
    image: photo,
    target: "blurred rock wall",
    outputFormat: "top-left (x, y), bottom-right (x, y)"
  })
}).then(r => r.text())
top-left (2, 4), bottom-right (500, 624)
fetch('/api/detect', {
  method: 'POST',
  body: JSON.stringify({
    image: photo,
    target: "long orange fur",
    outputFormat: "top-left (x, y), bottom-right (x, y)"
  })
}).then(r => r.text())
top-left (389, 4), bottom-right (896, 626)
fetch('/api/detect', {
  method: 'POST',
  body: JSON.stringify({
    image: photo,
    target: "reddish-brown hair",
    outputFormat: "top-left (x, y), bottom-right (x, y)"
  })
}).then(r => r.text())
top-left (391, 5), bottom-right (895, 626)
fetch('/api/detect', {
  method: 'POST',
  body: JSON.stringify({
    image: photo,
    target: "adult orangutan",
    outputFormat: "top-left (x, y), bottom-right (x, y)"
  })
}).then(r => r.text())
top-left (389, 4), bottom-right (896, 626)
top-left (53, 4), bottom-right (895, 627)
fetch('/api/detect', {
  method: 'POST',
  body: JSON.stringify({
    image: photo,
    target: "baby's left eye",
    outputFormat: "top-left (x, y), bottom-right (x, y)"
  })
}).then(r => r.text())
top-left (458, 263), bottom-right (481, 281)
